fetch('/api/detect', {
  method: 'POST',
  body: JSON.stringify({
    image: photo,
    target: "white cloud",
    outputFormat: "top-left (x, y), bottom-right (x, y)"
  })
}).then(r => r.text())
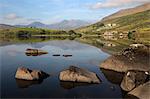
top-left (4, 13), bottom-right (21, 20)
top-left (1, 13), bottom-right (40, 25)
top-left (90, 0), bottom-right (150, 9)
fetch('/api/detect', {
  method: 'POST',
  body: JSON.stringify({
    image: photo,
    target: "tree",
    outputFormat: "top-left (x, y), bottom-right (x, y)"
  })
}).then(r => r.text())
top-left (40, 29), bottom-right (46, 35)
top-left (128, 31), bottom-right (135, 40)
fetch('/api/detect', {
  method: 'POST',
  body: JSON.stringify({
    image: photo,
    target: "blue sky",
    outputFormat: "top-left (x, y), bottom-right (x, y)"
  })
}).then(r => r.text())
top-left (0, 0), bottom-right (149, 25)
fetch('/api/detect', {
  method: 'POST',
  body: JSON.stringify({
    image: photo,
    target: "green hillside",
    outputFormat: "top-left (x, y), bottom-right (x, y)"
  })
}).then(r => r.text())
top-left (76, 10), bottom-right (150, 34)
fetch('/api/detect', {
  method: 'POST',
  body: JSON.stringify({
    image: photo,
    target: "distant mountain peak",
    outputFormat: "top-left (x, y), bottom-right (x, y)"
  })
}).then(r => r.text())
top-left (15, 19), bottom-right (91, 30)
top-left (30, 21), bottom-right (44, 24)
top-left (28, 22), bottom-right (45, 26)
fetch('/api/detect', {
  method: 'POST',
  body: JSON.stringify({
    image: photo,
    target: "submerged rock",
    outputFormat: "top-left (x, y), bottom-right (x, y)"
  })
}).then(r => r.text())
top-left (15, 67), bottom-right (49, 80)
top-left (59, 66), bottom-right (100, 83)
top-left (63, 55), bottom-right (72, 57)
top-left (128, 81), bottom-right (150, 99)
top-left (53, 54), bottom-right (61, 56)
top-left (121, 71), bottom-right (149, 91)
top-left (100, 47), bottom-right (150, 72)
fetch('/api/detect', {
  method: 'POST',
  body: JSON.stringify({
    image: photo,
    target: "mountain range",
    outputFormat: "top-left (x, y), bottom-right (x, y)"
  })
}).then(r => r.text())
top-left (15, 20), bottom-right (91, 30)
top-left (0, 24), bottom-right (15, 29)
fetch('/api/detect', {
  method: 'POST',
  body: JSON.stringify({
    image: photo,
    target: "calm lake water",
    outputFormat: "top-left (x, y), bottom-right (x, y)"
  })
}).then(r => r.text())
top-left (1, 40), bottom-right (124, 98)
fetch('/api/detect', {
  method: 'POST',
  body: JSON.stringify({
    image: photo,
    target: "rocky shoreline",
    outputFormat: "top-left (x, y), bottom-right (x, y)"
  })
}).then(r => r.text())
top-left (100, 46), bottom-right (150, 72)
top-left (100, 45), bottom-right (150, 99)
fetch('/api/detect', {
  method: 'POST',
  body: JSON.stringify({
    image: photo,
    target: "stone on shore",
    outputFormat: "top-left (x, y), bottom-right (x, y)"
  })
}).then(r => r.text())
top-left (128, 81), bottom-right (150, 99)
top-left (15, 67), bottom-right (49, 80)
top-left (100, 47), bottom-right (150, 72)
top-left (59, 66), bottom-right (100, 83)
top-left (130, 43), bottom-right (145, 48)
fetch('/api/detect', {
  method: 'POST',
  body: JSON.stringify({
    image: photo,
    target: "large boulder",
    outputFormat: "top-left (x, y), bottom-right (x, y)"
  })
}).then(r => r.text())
top-left (121, 71), bottom-right (149, 91)
top-left (15, 67), bottom-right (49, 80)
top-left (100, 47), bottom-right (150, 72)
top-left (59, 66), bottom-right (100, 83)
top-left (128, 81), bottom-right (150, 99)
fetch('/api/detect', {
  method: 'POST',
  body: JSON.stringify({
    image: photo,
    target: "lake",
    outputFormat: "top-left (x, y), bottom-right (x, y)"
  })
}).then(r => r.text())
top-left (1, 40), bottom-right (125, 98)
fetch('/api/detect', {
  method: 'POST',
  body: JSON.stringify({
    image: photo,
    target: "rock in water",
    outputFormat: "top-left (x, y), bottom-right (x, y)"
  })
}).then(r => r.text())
top-left (15, 67), bottom-right (49, 80)
top-left (25, 48), bottom-right (48, 56)
top-left (63, 55), bottom-right (72, 57)
top-left (128, 81), bottom-right (150, 99)
top-left (59, 66), bottom-right (100, 83)
top-left (121, 71), bottom-right (149, 91)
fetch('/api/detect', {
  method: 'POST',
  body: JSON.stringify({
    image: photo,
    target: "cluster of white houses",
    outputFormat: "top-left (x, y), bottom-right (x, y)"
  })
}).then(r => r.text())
top-left (95, 23), bottom-right (117, 32)
top-left (105, 23), bottom-right (117, 27)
